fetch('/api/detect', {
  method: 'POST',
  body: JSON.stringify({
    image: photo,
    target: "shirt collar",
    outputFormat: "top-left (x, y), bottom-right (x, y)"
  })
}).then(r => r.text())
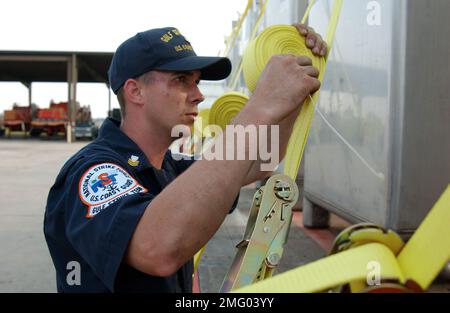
top-left (97, 118), bottom-right (156, 171)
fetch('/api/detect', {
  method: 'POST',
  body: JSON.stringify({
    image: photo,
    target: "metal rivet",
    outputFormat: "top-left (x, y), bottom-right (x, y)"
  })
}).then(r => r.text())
top-left (267, 253), bottom-right (280, 267)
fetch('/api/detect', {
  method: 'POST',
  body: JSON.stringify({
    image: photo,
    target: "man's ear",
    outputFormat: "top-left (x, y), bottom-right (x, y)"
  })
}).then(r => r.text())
top-left (123, 79), bottom-right (144, 107)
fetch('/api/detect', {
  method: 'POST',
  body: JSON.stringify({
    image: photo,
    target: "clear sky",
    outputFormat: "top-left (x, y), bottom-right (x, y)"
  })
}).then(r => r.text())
top-left (0, 0), bottom-right (247, 118)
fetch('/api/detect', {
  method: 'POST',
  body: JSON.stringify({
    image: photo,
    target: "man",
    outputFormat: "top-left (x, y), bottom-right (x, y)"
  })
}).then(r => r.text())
top-left (44, 25), bottom-right (326, 293)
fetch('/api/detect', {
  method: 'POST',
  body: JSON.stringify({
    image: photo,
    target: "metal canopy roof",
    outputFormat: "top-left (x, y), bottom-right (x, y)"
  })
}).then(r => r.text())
top-left (0, 51), bottom-right (113, 85)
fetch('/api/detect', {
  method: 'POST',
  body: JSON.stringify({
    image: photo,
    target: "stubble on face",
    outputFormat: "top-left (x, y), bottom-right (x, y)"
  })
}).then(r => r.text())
top-left (141, 71), bottom-right (202, 130)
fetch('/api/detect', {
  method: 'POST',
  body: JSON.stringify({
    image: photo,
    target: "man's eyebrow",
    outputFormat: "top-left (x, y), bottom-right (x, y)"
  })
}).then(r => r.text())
top-left (171, 71), bottom-right (202, 82)
top-left (171, 71), bottom-right (195, 76)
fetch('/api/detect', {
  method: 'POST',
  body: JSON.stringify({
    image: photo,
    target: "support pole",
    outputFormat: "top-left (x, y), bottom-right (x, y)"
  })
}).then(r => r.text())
top-left (28, 83), bottom-right (32, 106)
top-left (67, 54), bottom-right (78, 143)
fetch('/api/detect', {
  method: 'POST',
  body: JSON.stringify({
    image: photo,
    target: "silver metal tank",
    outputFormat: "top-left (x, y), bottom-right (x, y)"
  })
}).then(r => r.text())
top-left (303, 0), bottom-right (450, 234)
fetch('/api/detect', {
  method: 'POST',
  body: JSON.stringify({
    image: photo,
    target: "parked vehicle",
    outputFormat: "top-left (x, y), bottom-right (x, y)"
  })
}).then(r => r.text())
top-left (2, 101), bottom-right (96, 139)
top-left (3, 105), bottom-right (33, 135)
top-left (29, 101), bottom-right (96, 138)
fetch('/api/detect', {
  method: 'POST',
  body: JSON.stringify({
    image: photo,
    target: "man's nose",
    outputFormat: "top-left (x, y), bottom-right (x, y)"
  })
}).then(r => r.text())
top-left (190, 85), bottom-right (205, 106)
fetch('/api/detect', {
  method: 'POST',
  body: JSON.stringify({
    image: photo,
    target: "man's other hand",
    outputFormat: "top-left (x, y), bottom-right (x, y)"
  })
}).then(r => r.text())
top-left (294, 23), bottom-right (328, 57)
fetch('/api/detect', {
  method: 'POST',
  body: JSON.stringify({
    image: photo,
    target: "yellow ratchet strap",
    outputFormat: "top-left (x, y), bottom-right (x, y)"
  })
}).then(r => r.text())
top-left (235, 243), bottom-right (404, 293)
top-left (193, 246), bottom-right (206, 273)
top-left (283, 0), bottom-right (343, 180)
top-left (241, 0), bottom-right (343, 180)
top-left (397, 184), bottom-right (450, 290)
top-left (234, 185), bottom-right (450, 292)
top-left (196, 0), bottom-right (343, 286)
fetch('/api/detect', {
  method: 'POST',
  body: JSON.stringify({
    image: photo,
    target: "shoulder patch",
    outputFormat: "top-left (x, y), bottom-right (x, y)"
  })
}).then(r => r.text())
top-left (78, 163), bottom-right (147, 218)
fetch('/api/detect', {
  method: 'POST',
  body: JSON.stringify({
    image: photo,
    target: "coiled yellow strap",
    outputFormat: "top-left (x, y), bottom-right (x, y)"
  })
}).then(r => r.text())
top-left (243, 25), bottom-right (325, 94)
top-left (241, 21), bottom-right (328, 179)
top-left (208, 92), bottom-right (249, 131)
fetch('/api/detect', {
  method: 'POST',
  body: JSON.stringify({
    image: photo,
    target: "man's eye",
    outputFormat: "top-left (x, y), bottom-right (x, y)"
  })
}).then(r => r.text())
top-left (175, 76), bottom-right (187, 83)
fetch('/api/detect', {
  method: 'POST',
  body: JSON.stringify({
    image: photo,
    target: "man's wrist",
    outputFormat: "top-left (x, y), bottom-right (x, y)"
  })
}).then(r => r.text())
top-left (237, 96), bottom-right (274, 127)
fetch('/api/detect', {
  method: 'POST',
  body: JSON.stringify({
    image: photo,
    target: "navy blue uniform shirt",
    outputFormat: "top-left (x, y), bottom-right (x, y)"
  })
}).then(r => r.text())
top-left (44, 118), bottom-right (238, 293)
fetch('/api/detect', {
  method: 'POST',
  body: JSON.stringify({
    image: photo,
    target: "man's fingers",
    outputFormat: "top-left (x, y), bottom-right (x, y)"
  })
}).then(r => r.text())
top-left (313, 41), bottom-right (325, 56)
top-left (310, 33), bottom-right (322, 55)
top-left (306, 33), bottom-right (316, 48)
top-left (306, 27), bottom-right (318, 48)
top-left (320, 42), bottom-right (328, 56)
top-left (303, 66), bottom-right (320, 78)
top-left (296, 56), bottom-right (313, 66)
top-left (310, 78), bottom-right (321, 93)
top-left (294, 23), bottom-right (308, 36)
top-left (294, 23), bottom-right (327, 56)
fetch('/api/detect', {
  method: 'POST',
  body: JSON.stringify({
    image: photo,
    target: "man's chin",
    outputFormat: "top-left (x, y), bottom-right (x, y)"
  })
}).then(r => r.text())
top-left (179, 122), bottom-right (194, 128)
top-left (184, 115), bottom-right (196, 125)
top-left (171, 121), bottom-right (194, 133)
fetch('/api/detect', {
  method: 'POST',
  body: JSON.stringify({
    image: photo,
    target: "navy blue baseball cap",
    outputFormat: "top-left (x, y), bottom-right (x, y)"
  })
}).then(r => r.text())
top-left (108, 27), bottom-right (232, 94)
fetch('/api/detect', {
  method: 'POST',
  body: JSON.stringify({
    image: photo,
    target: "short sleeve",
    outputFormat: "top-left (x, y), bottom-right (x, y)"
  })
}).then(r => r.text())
top-left (64, 160), bottom-right (154, 291)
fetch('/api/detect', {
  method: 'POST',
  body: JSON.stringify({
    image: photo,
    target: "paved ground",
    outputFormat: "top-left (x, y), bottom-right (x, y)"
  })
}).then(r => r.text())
top-left (0, 138), bottom-right (87, 292)
top-left (0, 138), bottom-right (449, 293)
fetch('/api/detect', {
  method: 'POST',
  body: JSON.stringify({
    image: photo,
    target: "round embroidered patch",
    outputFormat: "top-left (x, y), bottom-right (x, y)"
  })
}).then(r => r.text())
top-left (78, 163), bottom-right (147, 218)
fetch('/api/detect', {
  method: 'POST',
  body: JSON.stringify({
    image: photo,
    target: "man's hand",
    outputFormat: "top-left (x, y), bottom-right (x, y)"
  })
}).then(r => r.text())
top-left (250, 55), bottom-right (320, 124)
top-left (294, 23), bottom-right (328, 57)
